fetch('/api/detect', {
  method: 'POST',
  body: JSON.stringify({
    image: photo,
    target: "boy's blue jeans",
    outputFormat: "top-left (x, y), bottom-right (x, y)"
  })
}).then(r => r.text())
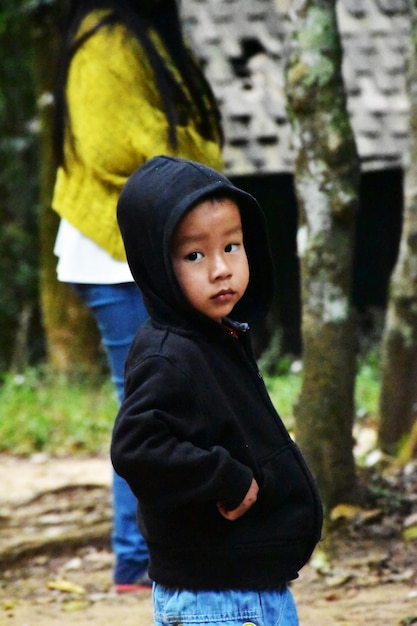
top-left (71, 282), bottom-right (149, 584)
top-left (153, 585), bottom-right (299, 626)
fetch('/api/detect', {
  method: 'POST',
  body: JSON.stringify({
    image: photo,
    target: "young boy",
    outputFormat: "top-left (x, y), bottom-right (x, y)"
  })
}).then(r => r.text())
top-left (111, 156), bottom-right (323, 625)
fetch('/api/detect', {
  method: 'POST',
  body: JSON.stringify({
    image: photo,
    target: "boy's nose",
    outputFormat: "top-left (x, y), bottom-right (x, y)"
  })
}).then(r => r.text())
top-left (210, 254), bottom-right (231, 280)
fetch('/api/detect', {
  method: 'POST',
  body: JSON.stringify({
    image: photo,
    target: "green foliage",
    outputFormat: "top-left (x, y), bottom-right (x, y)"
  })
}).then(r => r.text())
top-left (0, 355), bottom-right (381, 458)
top-left (355, 347), bottom-right (381, 420)
top-left (265, 369), bottom-right (301, 432)
top-left (0, 2), bottom-right (43, 371)
top-left (265, 348), bottom-right (380, 434)
top-left (0, 368), bottom-right (118, 456)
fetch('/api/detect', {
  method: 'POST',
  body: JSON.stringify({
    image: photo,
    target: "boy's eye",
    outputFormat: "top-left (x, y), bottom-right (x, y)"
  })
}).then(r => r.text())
top-left (225, 243), bottom-right (239, 253)
top-left (185, 251), bottom-right (203, 261)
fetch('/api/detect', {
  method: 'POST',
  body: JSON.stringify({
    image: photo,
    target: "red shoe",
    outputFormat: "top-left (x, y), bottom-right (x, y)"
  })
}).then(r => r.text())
top-left (114, 582), bottom-right (152, 593)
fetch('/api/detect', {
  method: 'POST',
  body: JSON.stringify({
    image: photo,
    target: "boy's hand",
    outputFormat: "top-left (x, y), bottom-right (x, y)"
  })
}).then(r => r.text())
top-left (216, 478), bottom-right (259, 521)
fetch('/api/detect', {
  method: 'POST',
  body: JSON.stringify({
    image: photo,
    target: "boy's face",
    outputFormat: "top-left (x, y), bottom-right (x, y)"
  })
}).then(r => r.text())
top-left (171, 198), bottom-right (249, 323)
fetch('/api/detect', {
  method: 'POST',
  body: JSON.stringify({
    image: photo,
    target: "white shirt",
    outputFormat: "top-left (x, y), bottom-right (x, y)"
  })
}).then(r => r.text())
top-left (54, 219), bottom-right (133, 284)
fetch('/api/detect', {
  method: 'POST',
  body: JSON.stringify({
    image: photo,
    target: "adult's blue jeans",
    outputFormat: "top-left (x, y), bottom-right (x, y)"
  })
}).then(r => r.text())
top-left (153, 585), bottom-right (299, 626)
top-left (71, 282), bottom-right (149, 584)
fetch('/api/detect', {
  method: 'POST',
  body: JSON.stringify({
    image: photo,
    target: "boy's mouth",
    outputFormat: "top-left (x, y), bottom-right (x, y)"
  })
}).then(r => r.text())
top-left (212, 289), bottom-right (234, 301)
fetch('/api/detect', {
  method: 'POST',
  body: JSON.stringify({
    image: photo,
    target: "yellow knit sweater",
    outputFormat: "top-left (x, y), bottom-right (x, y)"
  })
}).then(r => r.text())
top-left (52, 11), bottom-right (223, 261)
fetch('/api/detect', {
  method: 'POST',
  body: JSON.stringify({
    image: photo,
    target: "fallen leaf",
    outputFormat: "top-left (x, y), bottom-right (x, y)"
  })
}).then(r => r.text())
top-left (330, 503), bottom-right (363, 521)
top-left (403, 526), bottom-right (417, 541)
top-left (404, 513), bottom-right (417, 528)
top-left (47, 579), bottom-right (85, 594)
top-left (62, 599), bottom-right (90, 612)
top-left (330, 504), bottom-right (382, 524)
top-left (323, 591), bottom-right (340, 601)
top-left (310, 549), bottom-right (332, 575)
top-left (389, 568), bottom-right (415, 583)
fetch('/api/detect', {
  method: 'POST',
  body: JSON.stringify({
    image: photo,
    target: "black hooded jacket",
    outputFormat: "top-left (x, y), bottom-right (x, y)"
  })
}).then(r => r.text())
top-left (111, 156), bottom-right (323, 590)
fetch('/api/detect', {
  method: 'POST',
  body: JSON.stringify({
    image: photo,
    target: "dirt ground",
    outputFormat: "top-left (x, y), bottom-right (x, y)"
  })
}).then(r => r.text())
top-left (0, 454), bottom-right (416, 626)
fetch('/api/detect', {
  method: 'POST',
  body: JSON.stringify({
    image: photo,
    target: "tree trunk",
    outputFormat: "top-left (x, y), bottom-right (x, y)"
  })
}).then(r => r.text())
top-left (286, 0), bottom-right (359, 511)
top-left (378, 4), bottom-right (417, 456)
top-left (30, 3), bottom-right (102, 378)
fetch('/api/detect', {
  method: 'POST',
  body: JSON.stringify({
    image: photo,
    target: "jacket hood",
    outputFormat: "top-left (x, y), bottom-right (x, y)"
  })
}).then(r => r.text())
top-left (117, 155), bottom-right (274, 326)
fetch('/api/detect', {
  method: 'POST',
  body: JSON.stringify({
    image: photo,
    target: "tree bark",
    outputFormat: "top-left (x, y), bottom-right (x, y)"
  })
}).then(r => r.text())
top-left (286, 0), bottom-right (359, 511)
top-left (30, 3), bottom-right (102, 378)
top-left (378, 3), bottom-right (417, 456)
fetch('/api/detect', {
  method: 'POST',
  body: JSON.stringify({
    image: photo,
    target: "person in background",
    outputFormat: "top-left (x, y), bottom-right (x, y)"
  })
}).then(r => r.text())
top-left (51, 0), bottom-right (223, 592)
top-left (111, 155), bottom-right (323, 625)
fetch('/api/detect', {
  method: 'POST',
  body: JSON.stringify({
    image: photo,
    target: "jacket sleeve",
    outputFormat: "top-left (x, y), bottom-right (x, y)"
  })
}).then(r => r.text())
top-left (110, 354), bottom-right (253, 511)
